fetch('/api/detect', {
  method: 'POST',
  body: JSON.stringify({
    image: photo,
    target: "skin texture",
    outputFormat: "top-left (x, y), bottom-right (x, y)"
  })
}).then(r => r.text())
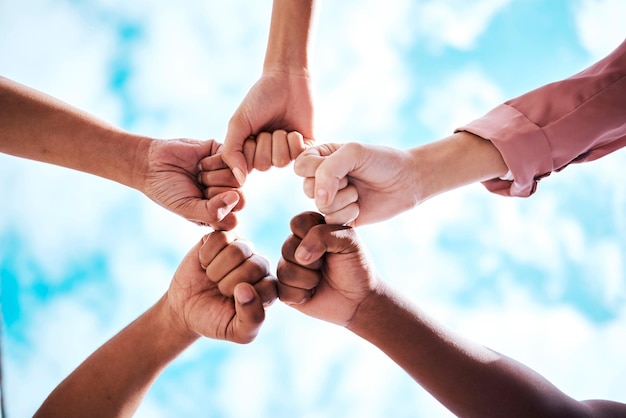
top-left (294, 131), bottom-right (509, 226)
top-left (277, 212), bottom-right (626, 418)
top-left (214, 0), bottom-right (316, 186)
top-left (35, 231), bottom-right (277, 417)
top-left (0, 76), bottom-right (242, 230)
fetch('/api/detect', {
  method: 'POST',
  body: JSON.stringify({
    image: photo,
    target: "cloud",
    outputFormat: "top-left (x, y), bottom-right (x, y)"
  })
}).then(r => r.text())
top-left (2, 0), bottom-right (626, 417)
top-left (573, 0), bottom-right (626, 60)
top-left (416, 65), bottom-right (504, 136)
top-left (411, 0), bottom-right (511, 51)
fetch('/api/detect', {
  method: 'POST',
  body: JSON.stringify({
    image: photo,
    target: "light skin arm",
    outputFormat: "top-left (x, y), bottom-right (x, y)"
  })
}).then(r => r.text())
top-left (277, 211), bottom-right (625, 418)
top-left (294, 131), bottom-right (509, 226)
top-left (214, 0), bottom-right (316, 186)
top-left (0, 76), bottom-right (242, 229)
top-left (34, 232), bottom-right (276, 417)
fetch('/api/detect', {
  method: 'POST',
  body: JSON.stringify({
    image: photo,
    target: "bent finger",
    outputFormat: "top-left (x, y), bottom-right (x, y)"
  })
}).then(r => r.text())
top-left (230, 283), bottom-right (265, 344)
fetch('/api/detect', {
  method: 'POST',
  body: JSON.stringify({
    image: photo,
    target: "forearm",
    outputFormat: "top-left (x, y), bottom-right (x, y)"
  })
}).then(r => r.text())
top-left (264, 0), bottom-right (315, 73)
top-left (35, 294), bottom-right (199, 418)
top-left (410, 131), bottom-right (508, 203)
top-left (348, 283), bottom-right (587, 418)
top-left (0, 76), bottom-right (151, 189)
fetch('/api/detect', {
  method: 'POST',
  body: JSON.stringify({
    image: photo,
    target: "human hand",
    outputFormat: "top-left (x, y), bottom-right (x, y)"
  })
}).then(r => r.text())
top-left (220, 71), bottom-right (314, 185)
top-left (167, 231), bottom-right (277, 344)
top-left (294, 143), bottom-right (420, 226)
top-left (276, 211), bottom-right (380, 326)
top-left (142, 138), bottom-right (244, 230)
top-left (198, 130), bottom-right (308, 187)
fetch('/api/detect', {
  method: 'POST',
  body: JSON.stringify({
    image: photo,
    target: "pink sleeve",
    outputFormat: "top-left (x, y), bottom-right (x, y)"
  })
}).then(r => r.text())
top-left (456, 38), bottom-right (626, 197)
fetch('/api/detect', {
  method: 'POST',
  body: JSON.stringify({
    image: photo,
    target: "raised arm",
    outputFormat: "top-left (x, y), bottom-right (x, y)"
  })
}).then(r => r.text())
top-left (294, 39), bottom-right (626, 226)
top-left (35, 232), bottom-right (276, 417)
top-left (294, 132), bottom-right (508, 226)
top-left (0, 76), bottom-right (242, 229)
top-left (277, 212), bottom-right (626, 417)
top-left (218, 0), bottom-right (316, 186)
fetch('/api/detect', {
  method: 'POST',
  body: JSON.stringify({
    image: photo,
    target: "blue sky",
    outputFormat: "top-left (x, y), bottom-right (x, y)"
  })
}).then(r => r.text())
top-left (1, 0), bottom-right (625, 417)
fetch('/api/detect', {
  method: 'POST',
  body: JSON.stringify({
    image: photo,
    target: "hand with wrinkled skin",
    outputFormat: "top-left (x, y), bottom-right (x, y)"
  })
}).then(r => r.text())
top-left (35, 232), bottom-right (277, 417)
top-left (198, 131), bottom-right (308, 196)
top-left (294, 142), bottom-right (420, 227)
top-left (143, 138), bottom-right (245, 230)
top-left (0, 76), bottom-right (244, 231)
top-left (276, 211), bottom-right (380, 326)
top-left (294, 132), bottom-right (509, 226)
top-left (168, 231), bottom-right (277, 343)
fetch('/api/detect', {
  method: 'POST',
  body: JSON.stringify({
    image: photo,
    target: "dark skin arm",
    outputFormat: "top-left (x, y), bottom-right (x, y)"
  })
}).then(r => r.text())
top-left (277, 211), bottom-right (625, 418)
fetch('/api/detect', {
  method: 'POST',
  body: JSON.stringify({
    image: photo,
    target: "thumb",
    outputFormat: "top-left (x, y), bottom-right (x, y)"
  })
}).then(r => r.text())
top-left (314, 144), bottom-right (359, 210)
top-left (231, 283), bottom-right (265, 344)
top-left (223, 120), bottom-right (251, 186)
top-left (294, 223), bottom-right (356, 266)
top-left (186, 191), bottom-right (240, 230)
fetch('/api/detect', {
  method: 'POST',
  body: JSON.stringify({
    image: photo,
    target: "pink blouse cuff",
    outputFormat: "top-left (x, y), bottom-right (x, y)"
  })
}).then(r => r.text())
top-left (456, 104), bottom-right (554, 197)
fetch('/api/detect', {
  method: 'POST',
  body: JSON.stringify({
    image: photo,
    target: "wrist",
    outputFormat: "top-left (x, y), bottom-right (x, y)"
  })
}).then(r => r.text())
top-left (345, 281), bottom-right (389, 334)
top-left (128, 134), bottom-right (155, 193)
top-left (263, 0), bottom-right (313, 74)
top-left (153, 294), bottom-right (200, 349)
top-left (409, 132), bottom-right (508, 202)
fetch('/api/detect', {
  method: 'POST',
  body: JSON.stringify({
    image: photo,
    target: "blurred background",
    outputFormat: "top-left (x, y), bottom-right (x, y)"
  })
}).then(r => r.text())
top-left (1, 0), bottom-right (625, 416)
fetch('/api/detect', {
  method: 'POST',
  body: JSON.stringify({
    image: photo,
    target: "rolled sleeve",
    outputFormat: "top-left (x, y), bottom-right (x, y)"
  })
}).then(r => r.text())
top-left (459, 104), bottom-right (554, 197)
top-left (456, 38), bottom-right (626, 197)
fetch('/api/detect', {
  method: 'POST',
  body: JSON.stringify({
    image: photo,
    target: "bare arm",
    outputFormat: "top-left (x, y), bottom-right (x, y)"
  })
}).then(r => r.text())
top-left (348, 284), bottom-right (603, 418)
top-left (35, 233), bottom-right (276, 417)
top-left (34, 295), bottom-right (199, 418)
top-left (219, 0), bottom-right (316, 185)
top-left (0, 76), bottom-right (148, 189)
top-left (277, 212), bottom-right (625, 417)
top-left (0, 76), bottom-right (244, 229)
top-left (295, 131), bottom-right (508, 226)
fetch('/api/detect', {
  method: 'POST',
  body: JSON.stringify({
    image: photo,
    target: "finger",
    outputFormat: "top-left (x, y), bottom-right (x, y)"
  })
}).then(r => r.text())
top-left (293, 142), bottom-right (343, 176)
top-left (197, 168), bottom-right (240, 188)
top-left (302, 176), bottom-right (349, 199)
top-left (210, 212), bottom-right (238, 232)
top-left (280, 234), bottom-right (323, 270)
top-left (289, 211), bottom-right (325, 239)
top-left (323, 202), bottom-right (360, 227)
top-left (293, 147), bottom-right (323, 178)
top-left (276, 257), bottom-right (321, 290)
top-left (294, 223), bottom-right (356, 265)
top-left (286, 131), bottom-right (306, 161)
top-left (203, 187), bottom-right (244, 206)
top-left (314, 143), bottom-right (361, 209)
top-left (185, 192), bottom-right (241, 231)
top-left (231, 283), bottom-right (265, 344)
top-left (198, 153), bottom-right (228, 172)
top-left (277, 280), bottom-right (315, 305)
top-left (253, 132), bottom-right (272, 171)
top-left (271, 130), bottom-right (291, 168)
top-left (216, 254), bottom-right (271, 297)
top-left (321, 184), bottom-right (358, 213)
top-left (303, 177), bottom-right (315, 199)
top-left (223, 116), bottom-right (251, 186)
top-left (205, 240), bottom-right (254, 285)
top-left (242, 136), bottom-right (256, 173)
top-left (253, 276), bottom-right (278, 307)
top-left (199, 231), bottom-right (236, 269)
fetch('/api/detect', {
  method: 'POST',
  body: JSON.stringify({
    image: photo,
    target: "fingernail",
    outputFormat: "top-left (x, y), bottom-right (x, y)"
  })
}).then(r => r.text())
top-left (295, 246), bottom-right (312, 263)
top-left (217, 206), bottom-right (230, 221)
top-left (235, 284), bottom-right (255, 305)
top-left (316, 188), bottom-right (328, 207)
top-left (232, 167), bottom-right (246, 186)
top-left (197, 162), bottom-right (203, 171)
top-left (223, 191), bottom-right (239, 206)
